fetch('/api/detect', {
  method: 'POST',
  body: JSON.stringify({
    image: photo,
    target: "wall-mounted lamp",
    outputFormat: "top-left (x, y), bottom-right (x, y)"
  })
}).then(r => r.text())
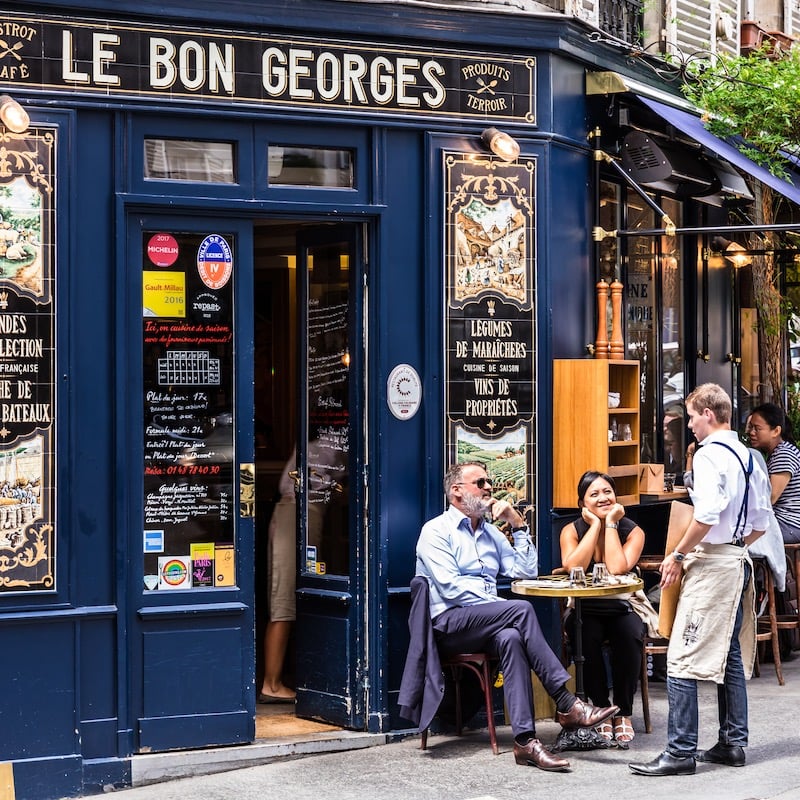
top-left (0, 95), bottom-right (30, 134)
top-left (480, 127), bottom-right (520, 162)
top-left (711, 236), bottom-right (752, 268)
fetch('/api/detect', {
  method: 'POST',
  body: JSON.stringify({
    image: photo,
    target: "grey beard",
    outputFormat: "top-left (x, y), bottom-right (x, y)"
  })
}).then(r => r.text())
top-left (462, 493), bottom-right (490, 518)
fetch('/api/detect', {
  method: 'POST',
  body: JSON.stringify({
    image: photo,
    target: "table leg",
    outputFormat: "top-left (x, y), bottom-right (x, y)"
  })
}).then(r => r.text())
top-left (573, 598), bottom-right (585, 700)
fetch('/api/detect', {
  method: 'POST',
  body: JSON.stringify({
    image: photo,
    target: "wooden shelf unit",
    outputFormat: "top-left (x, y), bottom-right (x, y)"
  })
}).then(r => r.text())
top-left (553, 359), bottom-right (641, 508)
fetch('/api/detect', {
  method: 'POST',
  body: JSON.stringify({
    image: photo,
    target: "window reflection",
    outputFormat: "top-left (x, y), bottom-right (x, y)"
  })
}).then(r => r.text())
top-left (611, 188), bottom-right (685, 474)
top-left (660, 198), bottom-right (685, 481)
top-left (144, 139), bottom-right (236, 183)
top-left (268, 146), bottom-right (354, 188)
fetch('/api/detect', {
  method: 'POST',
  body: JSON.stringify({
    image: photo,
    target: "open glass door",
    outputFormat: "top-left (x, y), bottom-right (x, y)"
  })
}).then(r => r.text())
top-left (294, 223), bottom-right (365, 728)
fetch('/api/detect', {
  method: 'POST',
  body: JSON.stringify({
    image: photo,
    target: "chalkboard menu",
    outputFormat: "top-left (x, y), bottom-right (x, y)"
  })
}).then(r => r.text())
top-left (142, 231), bottom-right (236, 591)
top-left (303, 239), bottom-right (351, 577)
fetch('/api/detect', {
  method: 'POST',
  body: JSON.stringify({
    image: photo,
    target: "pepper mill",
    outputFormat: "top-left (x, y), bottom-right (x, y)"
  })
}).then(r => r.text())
top-left (594, 279), bottom-right (609, 359)
top-left (609, 279), bottom-right (624, 359)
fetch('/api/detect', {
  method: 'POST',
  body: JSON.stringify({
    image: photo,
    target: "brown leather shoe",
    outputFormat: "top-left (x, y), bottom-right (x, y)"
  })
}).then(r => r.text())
top-left (557, 699), bottom-right (619, 730)
top-left (513, 739), bottom-right (570, 771)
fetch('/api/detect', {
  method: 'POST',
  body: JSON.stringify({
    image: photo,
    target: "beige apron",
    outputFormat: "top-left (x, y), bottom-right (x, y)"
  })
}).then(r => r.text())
top-left (667, 542), bottom-right (756, 682)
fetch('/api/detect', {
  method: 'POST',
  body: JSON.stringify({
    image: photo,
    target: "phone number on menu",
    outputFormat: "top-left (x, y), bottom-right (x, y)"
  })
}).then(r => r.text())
top-left (164, 465), bottom-right (222, 475)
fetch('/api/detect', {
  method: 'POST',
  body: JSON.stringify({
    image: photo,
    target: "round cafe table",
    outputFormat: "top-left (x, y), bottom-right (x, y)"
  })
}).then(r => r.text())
top-left (512, 573), bottom-right (644, 701)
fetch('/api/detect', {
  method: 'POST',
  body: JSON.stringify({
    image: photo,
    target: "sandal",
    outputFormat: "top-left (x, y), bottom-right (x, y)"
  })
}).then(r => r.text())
top-left (594, 720), bottom-right (614, 742)
top-left (613, 716), bottom-right (634, 747)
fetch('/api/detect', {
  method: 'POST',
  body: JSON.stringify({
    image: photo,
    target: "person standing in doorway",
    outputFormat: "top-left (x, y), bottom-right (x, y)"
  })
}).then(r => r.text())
top-left (629, 383), bottom-right (771, 776)
top-left (260, 450), bottom-right (299, 703)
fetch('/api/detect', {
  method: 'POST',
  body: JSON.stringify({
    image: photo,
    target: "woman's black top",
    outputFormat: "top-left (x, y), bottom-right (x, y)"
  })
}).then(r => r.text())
top-left (571, 515), bottom-right (637, 614)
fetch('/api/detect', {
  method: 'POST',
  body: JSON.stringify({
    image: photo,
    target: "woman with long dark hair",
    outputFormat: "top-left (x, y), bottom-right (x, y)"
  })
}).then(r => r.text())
top-left (748, 403), bottom-right (800, 544)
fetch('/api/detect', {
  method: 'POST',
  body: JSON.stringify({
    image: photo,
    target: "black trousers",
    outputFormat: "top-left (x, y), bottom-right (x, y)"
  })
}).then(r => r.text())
top-left (433, 599), bottom-right (571, 736)
top-left (566, 605), bottom-right (645, 717)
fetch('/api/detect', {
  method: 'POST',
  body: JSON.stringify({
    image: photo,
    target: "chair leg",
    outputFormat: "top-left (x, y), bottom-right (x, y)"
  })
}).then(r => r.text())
top-left (452, 666), bottom-right (463, 735)
top-left (479, 658), bottom-right (499, 755)
top-left (640, 644), bottom-right (651, 734)
top-left (420, 727), bottom-right (428, 750)
top-left (765, 568), bottom-right (785, 686)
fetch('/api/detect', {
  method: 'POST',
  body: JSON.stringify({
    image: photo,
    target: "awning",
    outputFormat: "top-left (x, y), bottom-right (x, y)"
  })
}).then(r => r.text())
top-left (637, 95), bottom-right (800, 206)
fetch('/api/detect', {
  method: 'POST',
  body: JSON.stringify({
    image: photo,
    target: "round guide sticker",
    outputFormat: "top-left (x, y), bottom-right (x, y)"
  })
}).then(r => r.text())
top-left (160, 558), bottom-right (188, 586)
top-left (147, 233), bottom-right (179, 267)
top-left (197, 234), bottom-right (233, 289)
top-left (387, 364), bottom-right (422, 420)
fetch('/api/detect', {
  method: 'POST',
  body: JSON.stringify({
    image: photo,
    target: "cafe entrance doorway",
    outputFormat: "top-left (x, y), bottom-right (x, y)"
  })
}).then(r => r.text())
top-left (253, 220), bottom-right (366, 735)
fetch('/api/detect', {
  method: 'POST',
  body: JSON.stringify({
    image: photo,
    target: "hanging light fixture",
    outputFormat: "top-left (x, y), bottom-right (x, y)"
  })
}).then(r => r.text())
top-left (711, 236), bottom-right (752, 268)
top-left (480, 127), bottom-right (520, 162)
top-left (0, 95), bottom-right (29, 134)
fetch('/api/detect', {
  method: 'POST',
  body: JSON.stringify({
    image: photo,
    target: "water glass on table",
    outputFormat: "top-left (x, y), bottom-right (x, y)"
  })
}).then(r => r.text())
top-left (569, 566), bottom-right (586, 587)
top-left (591, 562), bottom-right (609, 586)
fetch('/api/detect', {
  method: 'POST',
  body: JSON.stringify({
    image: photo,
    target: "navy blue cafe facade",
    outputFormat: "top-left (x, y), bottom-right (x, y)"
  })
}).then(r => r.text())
top-left (1, 1), bottom-right (798, 798)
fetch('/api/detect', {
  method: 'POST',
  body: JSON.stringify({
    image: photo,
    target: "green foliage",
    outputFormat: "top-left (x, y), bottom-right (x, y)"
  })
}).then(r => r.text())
top-left (788, 382), bottom-right (800, 439)
top-left (682, 48), bottom-right (800, 176)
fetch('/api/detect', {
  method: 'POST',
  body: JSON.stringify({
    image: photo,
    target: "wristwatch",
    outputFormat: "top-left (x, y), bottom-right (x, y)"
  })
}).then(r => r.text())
top-left (511, 525), bottom-right (528, 533)
top-left (606, 522), bottom-right (619, 529)
top-left (672, 550), bottom-right (686, 562)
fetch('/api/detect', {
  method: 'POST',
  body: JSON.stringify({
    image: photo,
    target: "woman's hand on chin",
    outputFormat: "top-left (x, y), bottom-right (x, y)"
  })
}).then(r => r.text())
top-left (607, 503), bottom-right (625, 524)
top-left (581, 507), bottom-right (600, 526)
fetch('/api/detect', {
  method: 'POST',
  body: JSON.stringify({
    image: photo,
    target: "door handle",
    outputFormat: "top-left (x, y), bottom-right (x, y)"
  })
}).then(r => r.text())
top-left (725, 353), bottom-right (742, 364)
top-left (288, 469), bottom-right (301, 492)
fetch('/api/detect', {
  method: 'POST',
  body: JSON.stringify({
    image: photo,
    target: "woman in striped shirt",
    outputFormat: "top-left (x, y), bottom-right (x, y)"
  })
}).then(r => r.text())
top-left (748, 403), bottom-right (800, 544)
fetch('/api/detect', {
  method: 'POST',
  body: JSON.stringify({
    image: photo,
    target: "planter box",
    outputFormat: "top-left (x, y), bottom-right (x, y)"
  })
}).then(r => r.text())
top-left (741, 20), bottom-right (795, 57)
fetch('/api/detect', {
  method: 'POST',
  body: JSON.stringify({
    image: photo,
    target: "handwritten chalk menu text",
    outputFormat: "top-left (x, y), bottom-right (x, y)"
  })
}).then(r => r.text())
top-left (304, 236), bottom-right (351, 576)
top-left (142, 231), bottom-right (235, 589)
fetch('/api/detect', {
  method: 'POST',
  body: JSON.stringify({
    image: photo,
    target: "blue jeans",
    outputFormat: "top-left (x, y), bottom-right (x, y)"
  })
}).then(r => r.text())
top-left (666, 562), bottom-right (750, 757)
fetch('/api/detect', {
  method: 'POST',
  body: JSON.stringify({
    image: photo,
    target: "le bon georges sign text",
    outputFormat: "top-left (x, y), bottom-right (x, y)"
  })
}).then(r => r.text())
top-left (0, 15), bottom-right (535, 122)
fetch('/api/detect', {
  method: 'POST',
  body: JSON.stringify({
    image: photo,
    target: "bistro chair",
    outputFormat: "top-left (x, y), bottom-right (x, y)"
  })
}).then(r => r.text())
top-left (784, 543), bottom-right (800, 634)
top-left (640, 635), bottom-right (669, 733)
top-left (404, 577), bottom-right (500, 755)
top-left (421, 651), bottom-right (500, 755)
top-left (635, 555), bottom-right (669, 734)
top-left (752, 556), bottom-right (798, 685)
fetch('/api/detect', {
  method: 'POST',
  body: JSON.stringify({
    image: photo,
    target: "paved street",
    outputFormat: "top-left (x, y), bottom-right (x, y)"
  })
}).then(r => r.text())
top-left (86, 651), bottom-right (800, 800)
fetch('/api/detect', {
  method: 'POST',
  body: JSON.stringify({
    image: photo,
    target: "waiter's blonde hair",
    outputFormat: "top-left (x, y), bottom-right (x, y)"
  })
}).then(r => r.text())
top-left (686, 382), bottom-right (731, 425)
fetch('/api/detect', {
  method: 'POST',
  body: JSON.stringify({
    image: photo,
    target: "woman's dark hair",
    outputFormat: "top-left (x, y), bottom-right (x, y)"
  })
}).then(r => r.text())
top-left (751, 402), bottom-right (795, 444)
top-left (576, 470), bottom-right (616, 506)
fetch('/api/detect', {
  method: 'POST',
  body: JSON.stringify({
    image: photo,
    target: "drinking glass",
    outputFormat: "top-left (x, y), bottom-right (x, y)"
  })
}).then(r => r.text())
top-left (592, 562), bottom-right (609, 586)
top-left (569, 566), bottom-right (586, 587)
top-left (664, 473), bottom-right (676, 492)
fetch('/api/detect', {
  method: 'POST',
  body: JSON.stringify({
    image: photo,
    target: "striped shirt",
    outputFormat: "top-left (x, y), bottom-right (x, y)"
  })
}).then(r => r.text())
top-left (768, 440), bottom-right (800, 530)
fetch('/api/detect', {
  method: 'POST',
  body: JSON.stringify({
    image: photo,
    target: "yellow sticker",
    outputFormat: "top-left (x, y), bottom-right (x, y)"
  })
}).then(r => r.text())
top-left (143, 271), bottom-right (186, 317)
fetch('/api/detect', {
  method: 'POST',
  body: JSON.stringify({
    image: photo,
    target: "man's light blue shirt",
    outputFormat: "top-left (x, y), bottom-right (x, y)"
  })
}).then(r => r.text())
top-left (415, 504), bottom-right (538, 619)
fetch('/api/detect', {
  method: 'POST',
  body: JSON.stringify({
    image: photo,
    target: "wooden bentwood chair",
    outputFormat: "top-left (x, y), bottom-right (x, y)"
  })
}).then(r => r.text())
top-left (420, 651), bottom-right (500, 755)
top-left (407, 577), bottom-right (500, 755)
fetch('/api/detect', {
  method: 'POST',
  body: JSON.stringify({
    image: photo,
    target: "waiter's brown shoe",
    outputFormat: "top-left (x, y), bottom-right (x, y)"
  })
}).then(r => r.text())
top-left (513, 738), bottom-right (570, 771)
top-left (557, 699), bottom-right (619, 730)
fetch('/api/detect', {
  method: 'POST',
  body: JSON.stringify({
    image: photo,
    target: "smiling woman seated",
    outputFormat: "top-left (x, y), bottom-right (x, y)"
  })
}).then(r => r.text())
top-left (559, 470), bottom-right (651, 748)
